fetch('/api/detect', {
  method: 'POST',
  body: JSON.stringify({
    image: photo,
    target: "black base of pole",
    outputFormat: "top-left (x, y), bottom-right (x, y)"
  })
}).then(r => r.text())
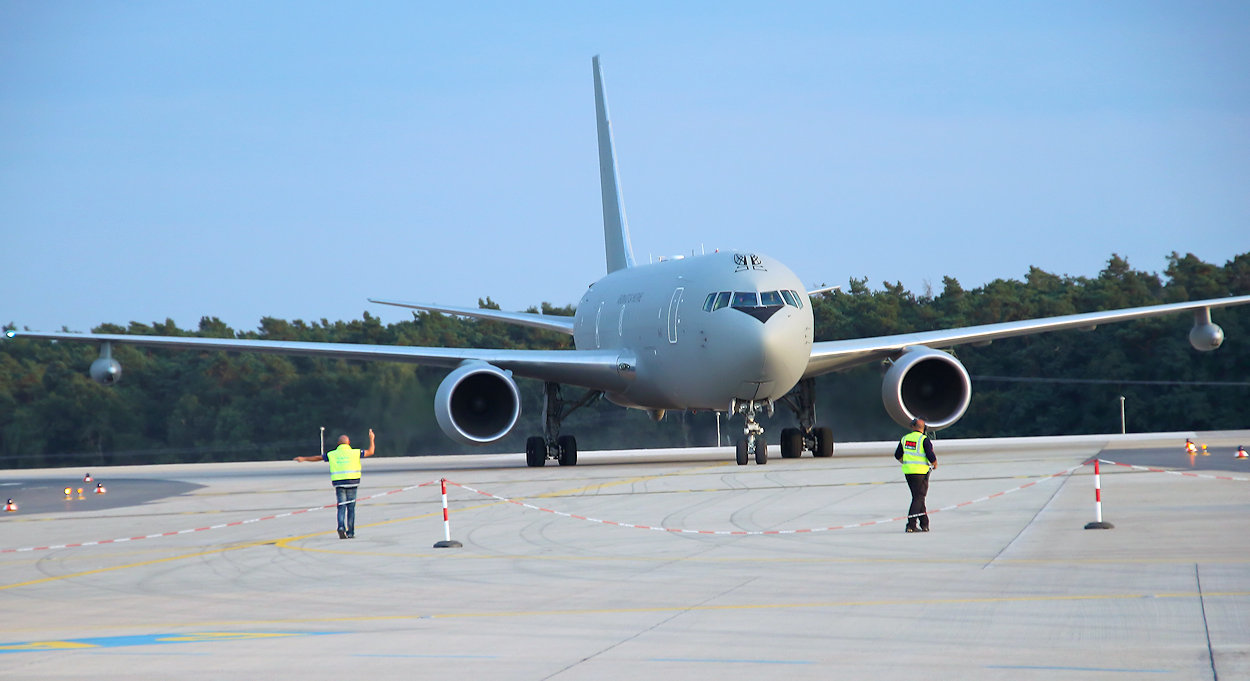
top-left (433, 540), bottom-right (463, 548)
top-left (1084, 521), bottom-right (1114, 530)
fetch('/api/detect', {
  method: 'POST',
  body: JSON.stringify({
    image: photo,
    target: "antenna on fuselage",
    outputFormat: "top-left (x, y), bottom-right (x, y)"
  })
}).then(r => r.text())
top-left (593, 55), bottom-right (637, 273)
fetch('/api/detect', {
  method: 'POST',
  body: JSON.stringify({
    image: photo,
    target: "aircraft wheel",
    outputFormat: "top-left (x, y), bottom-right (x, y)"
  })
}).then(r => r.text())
top-left (813, 426), bottom-right (834, 457)
top-left (557, 435), bottom-right (578, 466)
top-left (735, 438), bottom-right (749, 465)
top-left (755, 437), bottom-right (768, 465)
top-left (780, 428), bottom-right (802, 458)
top-left (525, 436), bottom-right (547, 467)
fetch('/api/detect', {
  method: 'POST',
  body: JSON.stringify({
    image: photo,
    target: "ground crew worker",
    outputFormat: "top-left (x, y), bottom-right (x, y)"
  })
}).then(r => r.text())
top-left (295, 429), bottom-right (376, 539)
top-left (894, 418), bottom-right (936, 533)
top-left (1185, 439), bottom-right (1197, 455)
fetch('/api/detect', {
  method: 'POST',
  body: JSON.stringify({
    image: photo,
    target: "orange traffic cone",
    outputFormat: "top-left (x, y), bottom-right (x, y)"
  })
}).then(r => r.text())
top-left (83, 473), bottom-right (93, 482)
top-left (95, 483), bottom-right (106, 494)
top-left (1236, 446), bottom-right (1248, 460)
top-left (4, 499), bottom-right (16, 512)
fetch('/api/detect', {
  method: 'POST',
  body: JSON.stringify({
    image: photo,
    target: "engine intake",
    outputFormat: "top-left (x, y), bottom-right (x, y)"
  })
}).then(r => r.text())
top-left (434, 361), bottom-right (521, 445)
top-left (881, 346), bottom-right (971, 430)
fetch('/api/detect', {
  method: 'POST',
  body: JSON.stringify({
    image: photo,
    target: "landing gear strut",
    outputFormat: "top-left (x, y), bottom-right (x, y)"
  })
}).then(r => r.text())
top-left (777, 378), bottom-right (835, 458)
top-left (732, 398), bottom-right (772, 465)
top-left (526, 382), bottom-right (601, 467)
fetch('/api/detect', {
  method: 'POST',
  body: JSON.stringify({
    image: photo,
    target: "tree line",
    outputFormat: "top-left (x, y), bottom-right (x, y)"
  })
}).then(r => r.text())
top-left (2, 252), bottom-right (1247, 469)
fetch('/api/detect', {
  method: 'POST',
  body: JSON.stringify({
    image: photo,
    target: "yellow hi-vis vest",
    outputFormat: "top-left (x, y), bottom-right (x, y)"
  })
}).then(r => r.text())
top-left (900, 431), bottom-right (931, 475)
top-left (327, 444), bottom-right (362, 482)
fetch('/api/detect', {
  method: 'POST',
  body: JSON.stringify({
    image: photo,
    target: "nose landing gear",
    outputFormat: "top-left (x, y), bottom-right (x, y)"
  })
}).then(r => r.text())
top-left (732, 399), bottom-right (772, 465)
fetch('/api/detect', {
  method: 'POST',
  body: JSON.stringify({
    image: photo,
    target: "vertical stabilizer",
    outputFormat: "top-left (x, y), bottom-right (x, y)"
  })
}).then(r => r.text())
top-left (593, 55), bottom-right (637, 272)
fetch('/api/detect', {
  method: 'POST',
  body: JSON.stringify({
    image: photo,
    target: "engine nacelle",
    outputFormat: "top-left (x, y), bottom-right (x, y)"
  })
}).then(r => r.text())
top-left (89, 343), bottom-right (122, 385)
top-left (434, 361), bottom-right (521, 445)
top-left (881, 346), bottom-right (971, 430)
top-left (1189, 308), bottom-right (1224, 351)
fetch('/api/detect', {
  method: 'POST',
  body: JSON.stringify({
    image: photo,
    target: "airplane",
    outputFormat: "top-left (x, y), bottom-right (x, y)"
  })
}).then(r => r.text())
top-left (6, 56), bottom-right (1250, 468)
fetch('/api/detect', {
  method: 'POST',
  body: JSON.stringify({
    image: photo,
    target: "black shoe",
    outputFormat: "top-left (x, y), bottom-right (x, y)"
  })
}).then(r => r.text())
top-left (905, 527), bottom-right (918, 533)
top-left (337, 529), bottom-right (347, 539)
top-left (346, 533), bottom-right (355, 539)
top-left (921, 527), bottom-right (930, 532)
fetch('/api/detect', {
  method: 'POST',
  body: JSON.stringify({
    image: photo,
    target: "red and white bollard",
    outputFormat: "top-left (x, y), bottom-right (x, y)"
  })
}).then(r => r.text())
top-left (1084, 459), bottom-right (1114, 530)
top-left (433, 478), bottom-right (462, 548)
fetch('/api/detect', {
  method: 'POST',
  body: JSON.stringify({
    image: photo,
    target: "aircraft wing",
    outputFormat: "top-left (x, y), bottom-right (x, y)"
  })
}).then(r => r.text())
top-left (4, 330), bottom-right (630, 392)
top-left (804, 293), bottom-right (1250, 376)
top-left (368, 298), bottom-right (576, 335)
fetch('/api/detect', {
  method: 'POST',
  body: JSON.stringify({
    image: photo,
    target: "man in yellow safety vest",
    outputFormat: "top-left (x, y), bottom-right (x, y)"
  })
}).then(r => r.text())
top-left (296, 429), bottom-right (376, 539)
top-left (894, 418), bottom-right (937, 533)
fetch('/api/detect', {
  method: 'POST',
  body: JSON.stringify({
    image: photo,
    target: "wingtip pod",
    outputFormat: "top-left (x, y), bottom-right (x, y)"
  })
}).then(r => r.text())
top-left (593, 55), bottom-right (637, 273)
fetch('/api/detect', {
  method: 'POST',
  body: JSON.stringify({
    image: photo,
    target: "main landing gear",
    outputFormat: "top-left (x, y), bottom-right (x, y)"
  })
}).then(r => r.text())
top-left (526, 382), bottom-right (601, 467)
top-left (776, 378), bottom-right (835, 459)
top-left (730, 379), bottom-right (836, 466)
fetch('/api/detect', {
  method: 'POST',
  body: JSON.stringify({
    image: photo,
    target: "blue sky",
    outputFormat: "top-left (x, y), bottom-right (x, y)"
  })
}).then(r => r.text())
top-left (3, 2), bottom-right (1247, 333)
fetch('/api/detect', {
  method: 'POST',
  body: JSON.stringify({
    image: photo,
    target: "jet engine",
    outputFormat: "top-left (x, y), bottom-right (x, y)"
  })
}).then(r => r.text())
top-left (1189, 308), bottom-right (1224, 351)
top-left (881, 346), bottom-right (971, 430)
top-left (89, 343), bottom-right (122, 385)
top-left (434, 361), bottom-right (522, 445)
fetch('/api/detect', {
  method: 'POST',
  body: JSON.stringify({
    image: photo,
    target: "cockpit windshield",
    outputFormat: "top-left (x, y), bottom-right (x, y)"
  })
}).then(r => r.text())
top-left (703, 289), bottom-right (805, 312)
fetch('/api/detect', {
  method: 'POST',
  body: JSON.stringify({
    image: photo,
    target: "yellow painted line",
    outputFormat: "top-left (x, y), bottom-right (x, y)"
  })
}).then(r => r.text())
top-left (0, 539), bottom-right (279, 592)
top-left (21, 588), bottom-right (1246, 632)
top-left (530, 461), bottom-right (733, 500)
top-left (0, 641), bottom-right (97, 651)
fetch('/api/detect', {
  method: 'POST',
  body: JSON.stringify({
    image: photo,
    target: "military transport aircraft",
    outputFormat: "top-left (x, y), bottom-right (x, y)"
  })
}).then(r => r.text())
top-left (7, 57), bottom-right (1250, 467)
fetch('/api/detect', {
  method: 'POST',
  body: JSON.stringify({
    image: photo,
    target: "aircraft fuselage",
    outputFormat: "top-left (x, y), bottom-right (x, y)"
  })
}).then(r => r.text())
top-left (572, 250), bottom-right (813, 411)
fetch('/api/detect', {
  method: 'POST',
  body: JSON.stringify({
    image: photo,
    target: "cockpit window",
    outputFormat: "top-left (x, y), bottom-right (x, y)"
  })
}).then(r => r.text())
top-left (705, 289), bottom-right (803, 311)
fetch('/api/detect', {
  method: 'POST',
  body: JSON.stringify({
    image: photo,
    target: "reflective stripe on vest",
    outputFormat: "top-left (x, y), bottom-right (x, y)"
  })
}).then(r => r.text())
top-left (900, 431), bottom-right (930, 475)
top-left (328, 444), bottom-right (362, 481)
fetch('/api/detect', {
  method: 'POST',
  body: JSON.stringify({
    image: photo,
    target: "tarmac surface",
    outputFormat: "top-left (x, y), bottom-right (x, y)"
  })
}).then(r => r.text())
top-left (2, 430), bottom-right (1248, 680)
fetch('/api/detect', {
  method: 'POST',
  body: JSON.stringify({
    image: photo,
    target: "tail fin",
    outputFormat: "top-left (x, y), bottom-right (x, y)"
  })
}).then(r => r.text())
top-left (593, 55), bottom-right (636, 273)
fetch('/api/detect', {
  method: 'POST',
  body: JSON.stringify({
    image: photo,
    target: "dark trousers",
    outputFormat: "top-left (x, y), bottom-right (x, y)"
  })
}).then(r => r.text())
top-left (335, 484), bottom-right (359, 534)
top-left (904, 472), bottom-right (930, 530)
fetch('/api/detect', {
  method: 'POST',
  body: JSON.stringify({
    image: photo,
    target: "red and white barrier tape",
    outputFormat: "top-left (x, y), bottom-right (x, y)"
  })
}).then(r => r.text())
top-left (446, 463), bottom-right (1084, 536)
top-left (0, 480), bottom-right (440, 554)
top-left (1097, 458), bottom-right (1250, 482)
top-left (3, 461), bottom-right (1109, 553)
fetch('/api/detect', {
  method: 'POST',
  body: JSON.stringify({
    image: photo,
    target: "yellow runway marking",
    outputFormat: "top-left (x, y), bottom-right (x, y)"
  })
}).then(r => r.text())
top-left (16, 588), bottom-right (1246, 633)
top-left (0, 539), bottom-right (276, 592)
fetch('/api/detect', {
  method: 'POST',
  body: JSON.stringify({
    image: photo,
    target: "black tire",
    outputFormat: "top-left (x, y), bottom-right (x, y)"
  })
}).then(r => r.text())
top-left (557, 435), bottom-right (578, 466)
top-left (735, 438), bottom-right (749, 465)
top-left (525, 436), bottom-right (547, 467)
top-left (813, 426), bottom-right (834, 457)
top-left (755, 437), bottom-right (768, 465)
top-left (780, 428), bottom-right (802, 458)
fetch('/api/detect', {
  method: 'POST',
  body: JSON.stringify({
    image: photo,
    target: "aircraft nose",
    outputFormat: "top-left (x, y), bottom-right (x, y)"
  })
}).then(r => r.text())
top-left (727, 309), bottom-right (809, 400)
